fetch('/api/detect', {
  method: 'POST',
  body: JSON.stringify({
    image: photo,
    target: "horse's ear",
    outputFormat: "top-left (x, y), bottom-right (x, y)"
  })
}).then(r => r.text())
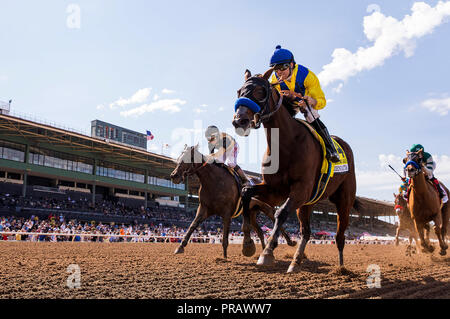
top-left (244, 69), bottom-right (251, 81)
top-left (402, 157), bottom-right (407, 164)
top-left (393, 193), bottom-right (397, 198)
top-left (262, 67), bottom-right (274, 81)
top-left (194, 143), bottom-right (199, 150)
top-left (184, 144), bottom-right (187, 149)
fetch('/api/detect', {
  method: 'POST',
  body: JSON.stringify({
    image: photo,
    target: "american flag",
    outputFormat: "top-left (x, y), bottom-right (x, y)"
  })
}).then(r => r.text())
top-left (146, 130), bottom-right (154, 140)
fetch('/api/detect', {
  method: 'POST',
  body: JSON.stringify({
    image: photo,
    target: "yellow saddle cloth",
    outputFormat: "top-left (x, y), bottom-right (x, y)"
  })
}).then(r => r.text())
top-left (295, 119), bottom-right (349, 205)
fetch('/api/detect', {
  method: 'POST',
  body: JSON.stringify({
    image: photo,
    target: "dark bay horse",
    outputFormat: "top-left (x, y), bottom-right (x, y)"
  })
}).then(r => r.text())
top-left (170, 144), bottom-right (296, 258)
top-left (405, 150), bottom-right (448, 255)
top-left (232, 69), bottom-right (359, 273)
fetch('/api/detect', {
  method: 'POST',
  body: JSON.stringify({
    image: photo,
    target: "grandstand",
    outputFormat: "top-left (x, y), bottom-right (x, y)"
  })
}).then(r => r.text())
top-left (0, 112), bottom-right (396, 236)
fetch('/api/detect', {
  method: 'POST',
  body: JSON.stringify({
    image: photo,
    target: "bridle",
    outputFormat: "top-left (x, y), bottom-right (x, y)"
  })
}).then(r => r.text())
top-left (177, 148), bottom-right (208, 179)
top-left (236, 76), bottom-right (284, 129)
top-left (404, 151), bottom-right (423, 178)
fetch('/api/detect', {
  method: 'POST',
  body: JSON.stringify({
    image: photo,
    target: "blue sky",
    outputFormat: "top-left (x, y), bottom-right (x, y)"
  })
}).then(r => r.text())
top-left (1, 0), bottom-right (450, 202)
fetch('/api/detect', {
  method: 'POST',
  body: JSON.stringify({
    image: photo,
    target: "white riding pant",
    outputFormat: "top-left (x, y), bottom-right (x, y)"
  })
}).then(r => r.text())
top-left (215, 144), bottom-right (239, 168)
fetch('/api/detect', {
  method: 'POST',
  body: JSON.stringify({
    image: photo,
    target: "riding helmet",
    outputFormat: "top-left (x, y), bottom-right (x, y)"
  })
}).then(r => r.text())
top-left (205, 125), bottom-right (219, 138)
top-left (270, 45), bottom-right (294, 67)
top-left (409, 144), bottom-right (424, 152)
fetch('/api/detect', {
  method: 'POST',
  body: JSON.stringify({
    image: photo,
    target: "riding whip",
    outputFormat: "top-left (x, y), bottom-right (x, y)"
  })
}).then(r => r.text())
top-left (388, 164), bottom-right (405, 181)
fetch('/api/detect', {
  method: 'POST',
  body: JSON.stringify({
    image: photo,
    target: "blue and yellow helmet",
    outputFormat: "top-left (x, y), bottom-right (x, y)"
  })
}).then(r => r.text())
top-left (270, 45), bottom-right (294, 67)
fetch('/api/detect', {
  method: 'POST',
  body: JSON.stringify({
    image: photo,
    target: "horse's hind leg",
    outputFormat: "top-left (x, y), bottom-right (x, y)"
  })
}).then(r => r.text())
top-left (222, 217), bottom-right (231, 259)
top-left (174, 205), bottom-right (207, 254)
top-left (432, 211), bottom-right (447, 256)
top-left (287, 205), bottom-right (313, 273)
top-left (330, 194), bottom-right (353, 267)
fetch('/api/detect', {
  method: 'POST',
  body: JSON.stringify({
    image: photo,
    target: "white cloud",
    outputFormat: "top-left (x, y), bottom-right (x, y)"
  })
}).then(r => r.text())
top-left (120, 99), bottom-right (186, 117)
top-left (318, 1), bottom-right (450, 88)
top-left (153, 94), bottom-right (160, 101)
top-left (194, 108), bottom-right (206, 114)
top-left (162, 88), bottom-right (175, 94)
top-left (421, 96), bottom-right (450, 116)
top-left (96, 104), bottom-right (105, 110)
top-left (332, 83), bottom-right (343, 93)
top-left (109, 88), bottom-right (152, 109)
top-left (218, 106), bottom-right (225, 111)
top-left (194, 103), bottom-right (208, 114)
top-left (434, 154), bottom-right (450, 181)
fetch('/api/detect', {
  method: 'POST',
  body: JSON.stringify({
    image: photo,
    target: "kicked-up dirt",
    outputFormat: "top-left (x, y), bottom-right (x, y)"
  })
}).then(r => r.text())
top-left (0, 241), bottom-right (448, 299)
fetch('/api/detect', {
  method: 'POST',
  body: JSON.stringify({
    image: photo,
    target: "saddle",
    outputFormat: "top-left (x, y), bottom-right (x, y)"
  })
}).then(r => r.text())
top-left (294, 119), bottom-right (348, 205)
top-left (213, 163), bottom-right (257, 218)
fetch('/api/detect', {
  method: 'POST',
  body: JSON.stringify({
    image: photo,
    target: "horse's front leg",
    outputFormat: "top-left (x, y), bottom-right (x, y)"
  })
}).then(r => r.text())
top-left (257, 185), bottom-right (308, 267)
top-left (241, 184), bottom-right (273, 257)
top-left (395, 226), bottom-right (400, 246)
top-left (414, 220), bottom-right (433, 253)
top-left (174, 205), bottom-right (207, 254)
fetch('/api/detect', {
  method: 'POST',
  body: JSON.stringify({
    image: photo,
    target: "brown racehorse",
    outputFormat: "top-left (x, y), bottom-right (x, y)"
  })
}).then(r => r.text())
top-left (393, 192), bottom-right (426, 254)
top-left (232, 69), bottom-right (359, 272)
top-left (170, 144), bottom-right (296, 258)
top-left (404, 150), bottom-right (448, 255)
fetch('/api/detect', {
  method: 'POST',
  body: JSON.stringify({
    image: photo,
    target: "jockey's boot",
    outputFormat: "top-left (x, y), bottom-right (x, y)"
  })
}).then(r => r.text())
top-left (431, 177), bottom-right (448, 203)
top-left (234, 165), bottom-right (251, 187)
top-left (311, 118), bottom-right (340, 163)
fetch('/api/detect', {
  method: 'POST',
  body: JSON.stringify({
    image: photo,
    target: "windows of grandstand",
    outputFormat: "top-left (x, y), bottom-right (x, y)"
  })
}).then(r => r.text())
top-left (147, 175), bottom-right (185, 190)
top-left (28, 146), bottom-right (93, 174)
top-left (0, 140), bottom-right (25, 162)
top-left (96, 160), bottom-right (145, 183)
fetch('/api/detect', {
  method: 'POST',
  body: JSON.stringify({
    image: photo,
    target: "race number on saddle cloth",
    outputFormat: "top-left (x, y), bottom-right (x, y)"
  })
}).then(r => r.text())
top-left (296, 119), bottom-right (348, 205)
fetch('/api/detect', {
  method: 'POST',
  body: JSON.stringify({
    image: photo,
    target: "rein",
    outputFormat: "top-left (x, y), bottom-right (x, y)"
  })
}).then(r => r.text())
top-left (182, 153), bottom-right (208, 179)
top-left (254, 89), bottom-right (284, 128)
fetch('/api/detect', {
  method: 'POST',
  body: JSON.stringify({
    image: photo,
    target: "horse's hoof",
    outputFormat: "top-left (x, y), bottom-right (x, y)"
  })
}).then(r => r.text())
top-left (287, 240), bottom-right (297, 247)
top-left (174, 246), bottom-right (184, 254)
top-left (256, 250), bottom-right (275, 266)
top-left (429, 245), bottom-right (435, 253)
top-left (242, 239), bottom-right (256, 257)
top-left (287, 262), bottom-right (301, 273)
top-left (439, 250), bottom-right (447, 256)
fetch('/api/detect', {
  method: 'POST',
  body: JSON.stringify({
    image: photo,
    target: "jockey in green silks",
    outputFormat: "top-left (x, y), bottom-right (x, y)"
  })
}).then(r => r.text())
top-left (408, 143), bottom-right (448, 203)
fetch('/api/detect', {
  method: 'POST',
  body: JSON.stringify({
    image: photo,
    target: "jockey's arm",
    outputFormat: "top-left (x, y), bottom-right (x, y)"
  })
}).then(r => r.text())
top-left (422, 156), bottom-right (436, 178)
top-left (304, 70), bottom-right (326, 110)
top-left (207, 135), bottom-right (235, 162)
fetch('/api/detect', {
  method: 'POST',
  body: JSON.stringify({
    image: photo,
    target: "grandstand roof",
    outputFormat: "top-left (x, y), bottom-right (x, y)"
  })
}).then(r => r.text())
top-left (0, 113), bottom-right (175, 175)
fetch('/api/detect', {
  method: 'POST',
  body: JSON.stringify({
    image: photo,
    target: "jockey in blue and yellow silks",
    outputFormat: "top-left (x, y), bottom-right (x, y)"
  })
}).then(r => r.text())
top-left (269, 45), bottom-right (340, 163)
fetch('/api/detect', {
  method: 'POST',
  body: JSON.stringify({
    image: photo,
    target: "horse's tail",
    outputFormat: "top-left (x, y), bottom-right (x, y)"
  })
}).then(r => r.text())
top-left (353, 197), bottom-right (363, 213)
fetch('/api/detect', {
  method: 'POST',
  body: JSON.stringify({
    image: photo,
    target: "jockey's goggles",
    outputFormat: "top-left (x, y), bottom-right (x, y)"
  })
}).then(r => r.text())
top-left (274, 63), bottom-right (290, 71)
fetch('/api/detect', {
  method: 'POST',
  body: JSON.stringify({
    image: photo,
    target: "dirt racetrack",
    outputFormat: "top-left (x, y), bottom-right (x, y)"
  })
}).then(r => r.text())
top-left (0, 241), bottom-right (449, 299)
